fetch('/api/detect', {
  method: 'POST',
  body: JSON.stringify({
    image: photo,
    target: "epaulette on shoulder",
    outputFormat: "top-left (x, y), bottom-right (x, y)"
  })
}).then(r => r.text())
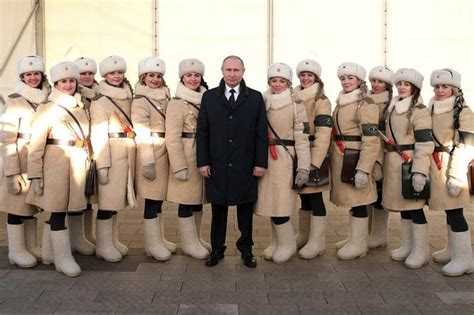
top-left (92, 94), bottom-right (105, 101)
top-left (134, 95), bottom-right (144, 99)
top-left (415, 104), bottom-right (426, 109)
top-left (364, 97), bottom-right (375, 104)
top-left (172, 97), bottom-right (181, 100)
top-left (8, 93), bottom-right (21, 99)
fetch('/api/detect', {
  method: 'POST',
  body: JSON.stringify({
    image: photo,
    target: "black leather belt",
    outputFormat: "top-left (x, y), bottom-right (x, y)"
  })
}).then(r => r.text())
top-left (151, 132), bottom-right (165, 138)
top-left (17, 133), bottom-right (31, 140)
top-left (46, 139), bottom-right (84, 148)
top-left (434, 146), bottom-right (453, 153)
top-left (108, 132), bottom-right (135, 138)
top-left (268, 139), bottom-right (295, 146)
top-left (333, 135), bottom-right (361, 142)
top-left (386, 144), bottom-right (414, 152)
top-left (182, 132), bottom-right (196, 138)
top-left (309, 135), bottom-right (315, 142)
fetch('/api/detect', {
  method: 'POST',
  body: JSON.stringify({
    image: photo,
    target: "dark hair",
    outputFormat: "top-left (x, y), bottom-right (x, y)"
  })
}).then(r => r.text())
top-left (406, 84), bottom-right (421, 121)
top-left (20, 72), bottom-right (46, 89)
top-left (452, 87), bottom-right (465, 130)
top-left (139, 73), bottom-right (168, 88)
top-left (122, 77), bottom-right (134, 96)
top-left (54, 78), bottom-right (79, 95)
top-left (180, 76), bottom-right (209, 91)
top-left (315, 75), bottom-right (325, 100)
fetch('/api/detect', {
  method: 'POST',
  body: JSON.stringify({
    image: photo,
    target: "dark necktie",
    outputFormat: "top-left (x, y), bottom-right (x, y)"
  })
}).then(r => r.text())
top-left (229, 88), bottom-right (236, 106)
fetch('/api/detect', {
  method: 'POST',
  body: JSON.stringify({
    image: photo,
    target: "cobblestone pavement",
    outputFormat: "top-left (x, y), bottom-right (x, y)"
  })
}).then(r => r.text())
top-left (0, 194), bottom-right (473, 314)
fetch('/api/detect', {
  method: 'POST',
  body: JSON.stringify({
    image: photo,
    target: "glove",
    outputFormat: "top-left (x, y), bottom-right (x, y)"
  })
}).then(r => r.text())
top-left (32, 178), bottom-right (44, 196)
top-left (175, 169), bottom-right (189, 181)
top-left (354, 171), bottom-right (369, 189)
top-left (142, 164), bottom-right (156, 181)
top-left (98, 167), bottom-right (109, 185)
top-left (372, 162), bottom-right (383, 182)
top-left (294, 169), bottom-right (309, 188)
top-left (412, 173), bottom-right (426, 192)
top-left (6, 174), bottom-right (23, 194)
top-left (447, 177), bottom-right (462, 197)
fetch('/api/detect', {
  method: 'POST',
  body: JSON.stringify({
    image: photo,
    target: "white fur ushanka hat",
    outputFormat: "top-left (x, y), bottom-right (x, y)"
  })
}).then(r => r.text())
top-left (337, 62), bottom-right (366, 81)
top-left (430, 68), bottom-right (461, 88)
top-left (138, 57), bottom-right (166, 77)
top-left (99, 55), bottom-right (127, 77)
top-left (178, 58), bottom-right (205, 78)
top-left (17, 55), bottom-right (45, 77)
top-left (369, 66), bottom-right (394, 85)
top-left (75, 57), bottom-right (97, 74)
top-left (267, 62), bottom-right (293, 83)
top-left (50, 61), bottom-right (80, 83)
top-left (394, 68), bottom-right (424, 89)
top-left (296, 59), bottom-right (322, 78)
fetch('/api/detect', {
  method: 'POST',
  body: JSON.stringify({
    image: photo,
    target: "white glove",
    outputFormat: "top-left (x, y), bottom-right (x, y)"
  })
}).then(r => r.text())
top-left (6, 174), bottom-right (23, 194)
top-left (294, 169), bottom-right (310, 188)
top-left (32, 178), bottom-right (44, 196)
top-left (447, 177), bottom-right (462, 197)
top-left (175, 169), bottom-right (189, 181)
top-left (98, 167), bottom-right (109, 185)
top-left (354, 171), bottom-right (369, 189)
top-left (142, 164), bottom-right (156, 181)
top-left (372, 162), bottom-right (383, 182)
top-left (412, 173), bottom-right (426, 192)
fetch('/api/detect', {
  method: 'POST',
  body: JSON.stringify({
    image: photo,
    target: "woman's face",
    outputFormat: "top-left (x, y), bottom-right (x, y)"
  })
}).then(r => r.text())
top-left (339, 75), bottom-right (360, 93)
top-left (434, 84), bottom-right (453, 101)
top-left (144, 72), bottom-right (163, 89)
top-left (56, 78), bottom-right (77, 95)
top-left (298, 71), bottom-right (316, 89)
top-left (370, 78), bottom-right (388, 94)
top-left (105, 70), bottom-right (124, 86)
top-left (396, 81), bottom-right (413, 98)
top-left (22, 71), bottom-right (42, 88)
top-left (182, 72), bottom-right (202, 91)
top-left (79, 72), bottom-right (95, 88)
top-left (269, 77), bottom-right (289, 94)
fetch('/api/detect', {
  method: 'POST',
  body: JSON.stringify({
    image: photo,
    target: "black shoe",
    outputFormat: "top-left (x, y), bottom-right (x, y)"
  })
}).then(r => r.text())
top-left (241, 253), bottom-right (257, 268)
top-left (205, 251), bottom-right (224, 267)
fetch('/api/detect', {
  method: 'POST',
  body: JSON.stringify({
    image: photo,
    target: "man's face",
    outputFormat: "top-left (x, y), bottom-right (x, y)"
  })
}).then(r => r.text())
top-left (221, 58), bottom-right (245, 88)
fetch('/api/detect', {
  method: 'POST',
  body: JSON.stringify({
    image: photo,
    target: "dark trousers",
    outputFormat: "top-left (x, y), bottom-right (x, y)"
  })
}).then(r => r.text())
top-left (210, 202), bottom-right (254, 255)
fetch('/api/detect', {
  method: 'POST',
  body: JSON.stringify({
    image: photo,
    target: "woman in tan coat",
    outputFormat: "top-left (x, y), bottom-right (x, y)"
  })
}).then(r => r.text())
top-left (330, 62), bottom-right (380, 260)
top-left (27, 61), bottom-right (89, 277)
top-left (366, 66), bottom-right (394, 249)
top-left (165, 58), bottom-right (210, 259)
top-left (90, 56), bottom-right (136, 263)
top-left (382, 68), bottom-right (434, 269)
top-left (255, 63), bottom-right (310, 264)
top-left (1, 55), bottom-right (49, 267)
top-left (292, 59), bottom-right (332, 259)
top-left (132, 56), bottom-right (175, 261)
top-left (428, 68), bottom-right (474, 276)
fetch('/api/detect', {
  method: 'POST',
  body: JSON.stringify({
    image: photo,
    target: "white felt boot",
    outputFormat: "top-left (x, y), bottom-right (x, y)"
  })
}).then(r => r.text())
top-left (273, 221), bottom-right (297, 264)
top-left (50, 229), bottom-right (81, 277)
top-left (404, 223), bottom-right (429, 269)
top-left (95, 218), bottom-right (122, 262)
top-left (179, 216), bottom-right (209, 259)
top-left (7, 224), bottom-right (37, 268)
top-left (68, 214), bottom-right (95, 255)
top-left (299, 216), bottom-right (326, 259)
top-left (295, 209), bottom-right (311, 248)
top-left (390, 218), bottom-right (412, 261)
top-left (368, 209), bottom-right (389, 249)
top-left (442, 230), bottom-right (474, 277)
top-left (337, 216), bottom-right (368, 260)
top-left (144, 218), bottom-right (171, 261)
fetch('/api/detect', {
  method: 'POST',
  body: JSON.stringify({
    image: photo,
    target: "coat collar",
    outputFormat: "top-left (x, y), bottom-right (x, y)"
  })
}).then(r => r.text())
top-left (368, 90), bottom-right (390, 105)
top-left (175, 82), bottom-right (205, 105)
top-left (388, 94), bottom-right (424, 114)
top-left (336, 88), bottom-right (362, 107)
top-left (263, 88), bottom-right (293, 111)
top-left (14, 80), bottom-right (50, 104)
top-left (216, 78), bottom-right (249, 96)
top-left (135, 83), bottom-right (170, 102)
top-left (98, 80), bottom-right (132, 100)
top-left (429, 95), bottom-right (455, 115)
top-left (293, 83), bottom-right (319, 103)
top-left (79, 83), bottom-right (98, 100)
top-left (48, 87), bottom-right (83, 108)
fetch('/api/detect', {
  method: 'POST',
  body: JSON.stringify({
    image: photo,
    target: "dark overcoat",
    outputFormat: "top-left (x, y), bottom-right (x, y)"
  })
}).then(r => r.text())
top-left (196, 79), bottom-right (268, 205)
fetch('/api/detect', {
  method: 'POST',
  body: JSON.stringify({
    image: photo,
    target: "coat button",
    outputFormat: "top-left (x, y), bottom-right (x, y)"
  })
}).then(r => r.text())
top-left (228, 139), bottom-right (233, 143)
top-left (229, 115), bottom-right (233, 119)
top-left (228, 163), bottom-right (232, 167)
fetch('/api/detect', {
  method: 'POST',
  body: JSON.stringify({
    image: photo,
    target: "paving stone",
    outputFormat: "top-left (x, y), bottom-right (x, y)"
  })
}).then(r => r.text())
top-left (70, 278), bottom-right (131, 291)
top-left (446, 280), bottom-right (474, 291)
top-left (324, 291), bottom-right (385, 306)
top-left (365, 269), bottom-right (416, 282)
top-left (0, 270), bottom-right (9, 278)
top-left (210, 291), bottom-right (268, 304)
top-left (161, 271), bottom-right (213, 282)
top-left (0, 278), bottom-right (21, 289)
top-left (0, 288), bottom-right (43, 302)
top-left (264, 271), bottom-right (319, 281)
top-left (332, 261), bottom-right (387, 273)
top-left (127, 279), bottom-right (182, 292)
top-left (15, 278), bottom-right (76, 291)
top-left (267, 292), bottom-right (325, 305)
top-left (95, 289), bottom-right (154, 304)
top-left (0, 299), bottom-right (60, 313)
top-left (182, 279), bottom-right (236, 292)
top-left (178, 303), bottom-right (238, 315)
top-left (435, 291), bottom-right (474, 304)
top-left (137, 262), bottom-right (187, 273)
top-left (357, 302), bottom-right (421, 314)
top-left (380, 291), bottom-right (445, 305)
top-left (239, 303), bottom-right (298, 315)
top-left (153, 291), bottom-right (211, 304)
top-left (116, 302), bottom-right (178, 314)
top-left (298, 304), bottom-right (361, 314)
top-left (37, 289), bottom-right (98, 303)
top-left (290, 278), bottom-right (346, 293)
top-left (55, 301), bottom-right (119, 313)
top-left (317, 271), bottom-right (370, 282)
top-left (415, 303), bottom-right (474, 314)
top-left (342, 279), bottom-right (401, 293)
top-left (107, 270), bottom-right (162, 281)
top-left (395, 279), bottom-right (454, 292)
top-left (236, 279), bottom-right (290, 292)
top-left (1, 269), bottom-right (59, 280)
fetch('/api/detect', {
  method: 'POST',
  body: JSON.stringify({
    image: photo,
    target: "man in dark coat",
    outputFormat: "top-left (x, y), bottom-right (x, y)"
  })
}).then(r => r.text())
top-left (196, 55), bottom-right (268, 268)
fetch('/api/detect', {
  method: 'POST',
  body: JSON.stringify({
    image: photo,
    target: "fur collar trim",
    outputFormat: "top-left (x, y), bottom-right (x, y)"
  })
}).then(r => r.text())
top-left (429, 95), bottom-right (455, 115)
top-left (336, 88), bottom-right (362, 106)
top-left (14, 81), bottom-right (49, 104)
top-left (293, 83), bottom-right (320, 103)
top-left (98, 80), bottom-right (132, 100)
top-left (79, 83), bottom-right (98, 99)
top-left (175, 82), bottom-right (205, 105)
top-left (388, 95), bottom-right (424, 114)
top-left (135, 83), bottom-right (170, 102)
top-left (48, 88), bottom-right (83, 108)
top-left (368, 90), bottom-right (390, 105)
top-left (263, 89), bottom-right (293, 111)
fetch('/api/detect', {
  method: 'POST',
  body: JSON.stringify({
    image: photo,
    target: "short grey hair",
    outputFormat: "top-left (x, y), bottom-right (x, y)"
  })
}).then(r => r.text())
top-left (221, 55), bottom-right (245, 69)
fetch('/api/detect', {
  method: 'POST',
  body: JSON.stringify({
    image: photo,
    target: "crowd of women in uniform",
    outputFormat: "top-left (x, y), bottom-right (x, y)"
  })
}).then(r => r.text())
top-left (1, 54), bottom-right (472, 279)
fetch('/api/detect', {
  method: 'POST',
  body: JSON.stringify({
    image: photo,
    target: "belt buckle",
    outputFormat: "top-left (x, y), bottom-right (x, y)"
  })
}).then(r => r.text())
top-left (75, 140), bottom-right (84, 148)
top-left (127, 131), bottom-right (136, 138)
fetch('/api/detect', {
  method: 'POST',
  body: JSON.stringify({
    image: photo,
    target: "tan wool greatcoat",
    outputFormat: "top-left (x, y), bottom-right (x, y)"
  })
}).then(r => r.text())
top-left (255, 89), bottom-right (311, 217)
top-left (428, 96), bottom-right (473, 211)
top-left (165, 83), bottom-right (207, 205)
top-left (90, 81), bottom-right (136, 210)
top-left (368, 90), bottom-right (391, 170)
top-left (293, 83), bottom-right (332, 194)
top-left (78, 83), bottom-right (98, 113)
top-left (329, 88), bottom-right (380, 208)
top-left (26, 88), bottom-right (90, 212)
top-left (132, 83), bottom-right (170, 201)
top-left (1, 81), bottom-right (49, 215)
top-left (382, 95), bottom-right (434, 211)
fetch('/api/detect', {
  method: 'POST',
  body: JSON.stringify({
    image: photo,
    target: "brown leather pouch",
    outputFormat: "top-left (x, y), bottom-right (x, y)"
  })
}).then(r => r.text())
top-left (401, 162), bottom-right (430, 200)
top-left (341, 148), bottom-right (360, 184)
top-left (306, 156), bottom-right (330, 187)
top-left (85, 160), bottom-right (97, 197)
top-left (469, 160), bottom-right (474, 195)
